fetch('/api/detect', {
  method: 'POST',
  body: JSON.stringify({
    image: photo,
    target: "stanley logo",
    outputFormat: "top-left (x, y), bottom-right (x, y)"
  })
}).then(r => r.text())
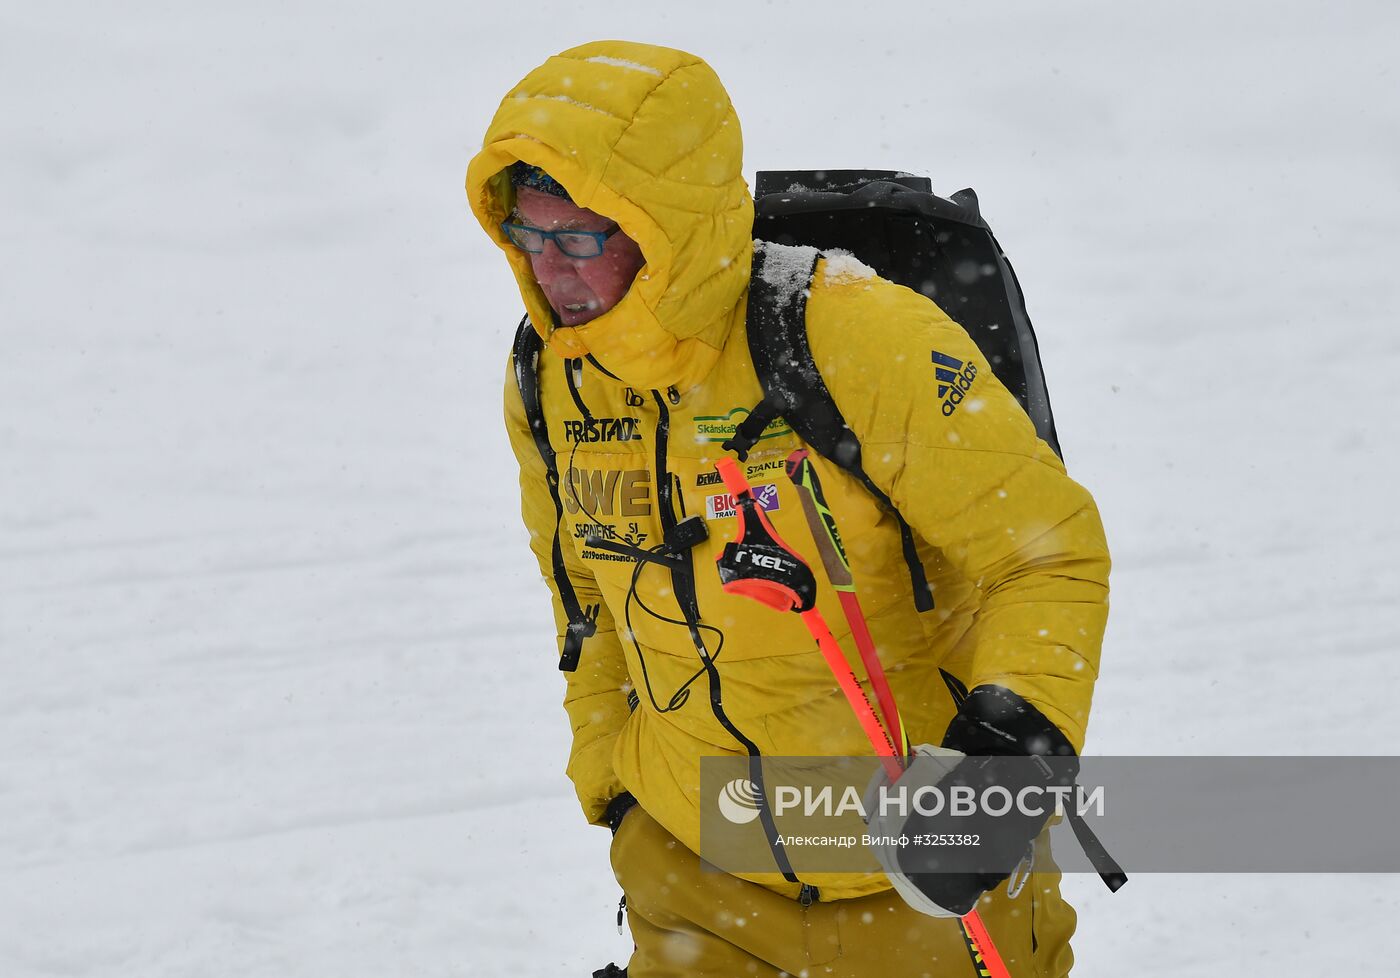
top-left (932, 350), bottom-right (978, 417)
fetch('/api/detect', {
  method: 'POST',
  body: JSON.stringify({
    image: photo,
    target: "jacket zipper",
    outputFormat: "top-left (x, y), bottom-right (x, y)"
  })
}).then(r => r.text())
top-left (649, 387), bottom-right (810, 900)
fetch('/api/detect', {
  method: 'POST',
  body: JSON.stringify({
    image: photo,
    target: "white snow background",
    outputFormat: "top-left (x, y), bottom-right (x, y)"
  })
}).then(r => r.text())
top-left (3, 1), bottom-right (1398, 974)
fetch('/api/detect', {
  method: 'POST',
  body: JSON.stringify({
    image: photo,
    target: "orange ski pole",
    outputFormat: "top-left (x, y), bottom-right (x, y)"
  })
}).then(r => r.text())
top-left (712, 457), bottom-right (1012, 978)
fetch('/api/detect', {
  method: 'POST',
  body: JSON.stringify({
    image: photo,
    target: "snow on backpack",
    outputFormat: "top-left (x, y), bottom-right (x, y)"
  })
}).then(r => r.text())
top-left (723, 168), bottom-right (1063, 613)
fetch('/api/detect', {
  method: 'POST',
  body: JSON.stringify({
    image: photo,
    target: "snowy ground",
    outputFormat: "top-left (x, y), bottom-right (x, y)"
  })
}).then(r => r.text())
top-left (3, 2), bottom-right (1398, 975)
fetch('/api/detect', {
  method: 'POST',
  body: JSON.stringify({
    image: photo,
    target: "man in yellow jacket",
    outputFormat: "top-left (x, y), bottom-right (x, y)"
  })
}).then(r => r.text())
top-left (467, 40), bottom-right (1110, 977)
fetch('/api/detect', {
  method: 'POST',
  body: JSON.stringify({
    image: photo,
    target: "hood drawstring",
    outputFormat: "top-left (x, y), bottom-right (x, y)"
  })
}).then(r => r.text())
top-left (565, 357), bottom-right (594, 422)
top-left (562, 358), bottom-right (599, 529)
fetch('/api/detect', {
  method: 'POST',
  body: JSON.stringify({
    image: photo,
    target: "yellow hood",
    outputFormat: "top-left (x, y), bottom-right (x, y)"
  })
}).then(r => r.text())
top-left (467, 40), bottom-right (754, 392)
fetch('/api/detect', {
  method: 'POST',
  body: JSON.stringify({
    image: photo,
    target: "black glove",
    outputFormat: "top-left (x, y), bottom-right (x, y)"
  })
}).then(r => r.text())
top-left (942, 684), bottom-right (1079, 761)
top-left (865, 685), bottom-right (1078, 917)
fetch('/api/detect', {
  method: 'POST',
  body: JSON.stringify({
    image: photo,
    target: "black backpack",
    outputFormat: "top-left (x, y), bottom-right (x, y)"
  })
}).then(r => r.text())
top-left (722, 169), bottom-right (1062, 613)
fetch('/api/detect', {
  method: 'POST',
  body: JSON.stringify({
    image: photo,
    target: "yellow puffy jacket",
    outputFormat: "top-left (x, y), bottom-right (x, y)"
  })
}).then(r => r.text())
top-left (467, 41), bottom-right (1110, 902)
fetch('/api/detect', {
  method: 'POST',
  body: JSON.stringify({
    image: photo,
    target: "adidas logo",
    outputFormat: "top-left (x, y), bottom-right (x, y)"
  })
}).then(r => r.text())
top-left (932, 350), bottom-right (979, 417)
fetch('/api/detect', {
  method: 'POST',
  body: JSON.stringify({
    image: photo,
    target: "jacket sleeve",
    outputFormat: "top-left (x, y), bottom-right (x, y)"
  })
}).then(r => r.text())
top-left (502, 359), bottom-right (633, 824)
top-left (808, 272), bottom-right (1111, 752)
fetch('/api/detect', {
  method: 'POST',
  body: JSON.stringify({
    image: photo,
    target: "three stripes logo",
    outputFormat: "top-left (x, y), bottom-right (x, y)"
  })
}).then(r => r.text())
top-left (932, 350), bottom-right (979, 417)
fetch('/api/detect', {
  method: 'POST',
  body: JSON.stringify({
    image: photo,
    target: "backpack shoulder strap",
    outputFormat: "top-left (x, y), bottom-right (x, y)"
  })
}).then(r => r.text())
top-left (735, 243), bottom-right (934, 612)
top-left (511, 316), bottom-right (598, 670)
top-left (740, 243), bottom-right (853, 464)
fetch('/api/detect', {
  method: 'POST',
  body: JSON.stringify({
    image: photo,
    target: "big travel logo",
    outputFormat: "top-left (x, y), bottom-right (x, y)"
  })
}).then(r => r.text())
top-left (706, 483), bottom-right (780, 519)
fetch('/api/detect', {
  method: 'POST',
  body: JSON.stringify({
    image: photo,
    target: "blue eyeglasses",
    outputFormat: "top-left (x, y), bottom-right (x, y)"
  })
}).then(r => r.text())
top-left (500, 221), bottom-right (620, 259)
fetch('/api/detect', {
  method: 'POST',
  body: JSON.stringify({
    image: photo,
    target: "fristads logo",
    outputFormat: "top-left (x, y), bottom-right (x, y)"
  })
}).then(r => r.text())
top-left (692, 407), bottom-right (793, 445)
top-left (564, 416), bottom-right (642, 443)
top-left (932, 351), bottom-right (979, 417)
top-left (706, 483), bottom-right (780, 520)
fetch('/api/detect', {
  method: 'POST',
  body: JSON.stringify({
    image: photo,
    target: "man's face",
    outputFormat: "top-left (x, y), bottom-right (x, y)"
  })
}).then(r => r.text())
top-left (513, 186), bottom-right (647, 327)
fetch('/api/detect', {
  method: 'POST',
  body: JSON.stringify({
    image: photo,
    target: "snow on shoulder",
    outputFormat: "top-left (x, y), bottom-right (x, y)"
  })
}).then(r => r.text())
top-left (755, 240), bottom-right (819, 302)
top-left (511, 92), bottom-right (611, 116)
top-left (584, 55), bottom-right (662, 76)
top-left (820, 249), bottom-right (877, 285)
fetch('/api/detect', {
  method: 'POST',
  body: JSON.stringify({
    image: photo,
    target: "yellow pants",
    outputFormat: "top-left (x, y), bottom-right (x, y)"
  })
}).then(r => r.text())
top-left (610, 807), bottom-right (1076, 977)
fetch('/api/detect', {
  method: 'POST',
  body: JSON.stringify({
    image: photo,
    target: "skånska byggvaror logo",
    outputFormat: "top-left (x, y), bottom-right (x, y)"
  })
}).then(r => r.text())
top-left (932, 350), bottom-right (978, 416)
top-left (717, 778), bottom-right (765, 824)
top-left (693, 407), bottom-right (793, 445)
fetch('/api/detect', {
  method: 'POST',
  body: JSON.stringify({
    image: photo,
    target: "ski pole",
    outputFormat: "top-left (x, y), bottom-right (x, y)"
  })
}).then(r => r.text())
top-left (782, 453), bottom-right (1015, 978)
top-left (799, 605), bottom-right (903, 779)
top-left (712, 456), bottom-right (1013, 978)
top-left (785, 449), bottom-right (907, 757)
top-left (713, 457), bottom-right (900, 778)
